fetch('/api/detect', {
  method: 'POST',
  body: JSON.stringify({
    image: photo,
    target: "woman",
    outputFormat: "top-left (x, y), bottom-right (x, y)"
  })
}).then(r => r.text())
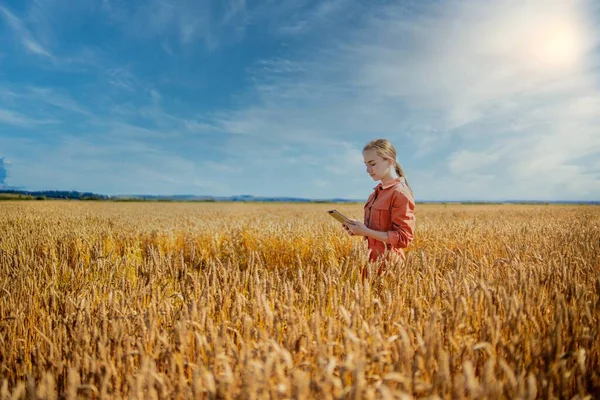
top-left (344, 139), bottom-right (416, 278)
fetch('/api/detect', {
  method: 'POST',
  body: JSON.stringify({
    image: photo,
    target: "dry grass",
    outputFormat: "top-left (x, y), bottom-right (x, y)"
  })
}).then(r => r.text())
top-left (0, 201), bottom-right (599, 399)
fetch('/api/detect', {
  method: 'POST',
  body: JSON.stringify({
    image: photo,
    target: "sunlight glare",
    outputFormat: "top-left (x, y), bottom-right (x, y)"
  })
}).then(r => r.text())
top-left (529, 20), bottom-right (585, 70)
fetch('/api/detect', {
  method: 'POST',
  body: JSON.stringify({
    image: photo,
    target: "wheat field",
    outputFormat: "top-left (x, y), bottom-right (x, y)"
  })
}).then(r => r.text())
top-left (0, 201), bottom-right (598, 399)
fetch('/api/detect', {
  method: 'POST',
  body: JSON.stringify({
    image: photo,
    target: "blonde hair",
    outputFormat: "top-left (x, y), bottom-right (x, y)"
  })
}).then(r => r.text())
top-left (363, 138), bottom-right (414, 196)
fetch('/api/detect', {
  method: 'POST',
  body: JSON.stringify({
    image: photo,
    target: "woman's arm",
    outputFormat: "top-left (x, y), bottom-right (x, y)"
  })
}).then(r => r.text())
top-left (345, 221), bottom-right (391, 243)
top-left (345, 191), bottom-right (414, 247)
top-left (387, 191), bottom-right (415, 248)
top-left (363, 226), bottom-right (391, 243)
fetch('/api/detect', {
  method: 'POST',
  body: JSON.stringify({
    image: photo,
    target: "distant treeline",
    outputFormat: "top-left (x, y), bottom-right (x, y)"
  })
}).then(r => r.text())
top-left (0, 190), bottom-right (357, 203)
top-left (0, 189), bottom-right (597, 204)
top-left (0, 190), bottom-right (109, 201)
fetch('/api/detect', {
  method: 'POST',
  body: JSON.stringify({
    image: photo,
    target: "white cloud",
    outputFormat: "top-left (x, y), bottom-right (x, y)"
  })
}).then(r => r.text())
top-left (0, 108), bottom-right (57, 126)
top-left (184, 119), bottom-right (218, 134)
top-left (149, 89), bottom-right (161, 104)
top-left (202, 161), bottom-right (242, 174)
top-left (324, 142), bottom-right (365, 177)
top-left (208, 0), bottom-right (600, 200)
top-left (107, 69), bottom-right (136, 91)
top-left (448, 150), bottom-right (502, 175)
top-left (222, 0), bottom-right (247, 24)
top-left (1, 133), bottom-right (228, 195)
top-left (0, 5), bottom-right (52, 57)
top-left (0, 108), bottom-right (37, 126)
top-left (2, 0), bottom-right (599, 200)
top-left (23, 38), bottom-right (51, 57)
top-left (272, 0), bottom-right (352, 35)
top-left (102, 0), bottom-right (221, 49)
top-left (24, 86), bottom-right (91, 116)
top-left (354, 0), bottom-right (598, 120)
top-left (100, 0), bottom-right (358, 49)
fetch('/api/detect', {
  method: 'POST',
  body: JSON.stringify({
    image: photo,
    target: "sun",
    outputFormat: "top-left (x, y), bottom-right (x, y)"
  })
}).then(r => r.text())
top-left (530, 19), bottom-right (585, 70)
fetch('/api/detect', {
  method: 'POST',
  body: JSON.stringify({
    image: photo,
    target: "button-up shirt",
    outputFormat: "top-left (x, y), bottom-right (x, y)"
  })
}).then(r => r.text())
top-left (363, 176), bottom-right (416, 261)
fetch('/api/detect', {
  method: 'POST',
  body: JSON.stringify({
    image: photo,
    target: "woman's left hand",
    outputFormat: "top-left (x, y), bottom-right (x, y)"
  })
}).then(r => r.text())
top-left (344, 219), bottom-right (370, 237)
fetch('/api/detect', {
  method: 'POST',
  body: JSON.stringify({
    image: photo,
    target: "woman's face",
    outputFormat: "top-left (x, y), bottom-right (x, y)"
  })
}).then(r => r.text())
top-left (363, 149), bottom-right (392, 181)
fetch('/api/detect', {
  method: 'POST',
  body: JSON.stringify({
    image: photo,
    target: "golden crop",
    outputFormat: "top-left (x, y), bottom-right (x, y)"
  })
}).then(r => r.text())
top-left (0, 201), bottom-right (598, 399)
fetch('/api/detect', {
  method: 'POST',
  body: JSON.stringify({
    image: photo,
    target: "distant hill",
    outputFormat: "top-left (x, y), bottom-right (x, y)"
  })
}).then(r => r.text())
top-left (0, 189), bottom-right (597, 204)
top-left (0, 190), bottom-right (360, 203)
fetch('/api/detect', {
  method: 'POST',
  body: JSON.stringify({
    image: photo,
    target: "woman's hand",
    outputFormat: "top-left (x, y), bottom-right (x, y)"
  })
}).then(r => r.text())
top-left (342, 223), bottom-right (355, 236)
top-left (343, 219), bottom-right (370, 237)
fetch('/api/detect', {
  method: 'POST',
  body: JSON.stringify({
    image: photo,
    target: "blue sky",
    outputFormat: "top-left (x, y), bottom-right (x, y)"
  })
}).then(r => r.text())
top-left (1, 0), bottom-right (599, 201)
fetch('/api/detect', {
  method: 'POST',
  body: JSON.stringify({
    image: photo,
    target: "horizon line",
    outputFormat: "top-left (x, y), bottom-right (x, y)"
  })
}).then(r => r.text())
top-left (0, 188), bottom-right (598, 204)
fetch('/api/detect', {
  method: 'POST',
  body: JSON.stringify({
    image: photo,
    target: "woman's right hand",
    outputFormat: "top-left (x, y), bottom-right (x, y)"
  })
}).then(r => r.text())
top-left (342, 223), bottom-right (355, 236)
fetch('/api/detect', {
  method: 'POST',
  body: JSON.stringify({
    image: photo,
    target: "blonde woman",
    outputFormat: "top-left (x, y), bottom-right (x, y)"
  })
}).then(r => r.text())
top-left (344, 139), bottom-right (416, 279)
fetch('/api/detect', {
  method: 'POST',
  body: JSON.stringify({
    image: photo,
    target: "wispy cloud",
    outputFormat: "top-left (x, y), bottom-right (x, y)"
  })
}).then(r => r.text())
top-left (0, 108), bottom-right (36, 126)
top-left (2, 134), bottom-right (228, 195)
top-left (0, 157), bottom-right (7, 185)
top-left (1, 0), bottom-right (598, 200)
top-left (353, 0), bottom-right (598, 121)
top-left (208, 0), bottom-right (600, 200)
top-left (102, 0), bottom-right (220, 49)
top-left (0, 108), bottom-right (57, 126)
top-left (0, 83), bottom-right (98, 131)
top-left (222, 0), bottom-right (247, 24)
top-left (378, 0), bottom-right (600, 199)
top-left (106, 69), bottom-right (137, 91)
top-left (0, 5), bottom-right (52, 57)
top-left (100, 0), bottom-right (354, 51)
top-left (25, 86), bottom-right (92, 116)
top-left (276, 0), bottom-right (351, 35)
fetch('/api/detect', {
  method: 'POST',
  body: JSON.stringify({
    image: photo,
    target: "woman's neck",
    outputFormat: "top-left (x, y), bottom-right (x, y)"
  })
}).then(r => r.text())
top-left (380, 172), bottom-right (397, 185)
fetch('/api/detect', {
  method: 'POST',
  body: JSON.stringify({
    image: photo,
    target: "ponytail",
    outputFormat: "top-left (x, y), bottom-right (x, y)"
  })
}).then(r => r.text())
top-left (394, 160), bottom-right (414, 198)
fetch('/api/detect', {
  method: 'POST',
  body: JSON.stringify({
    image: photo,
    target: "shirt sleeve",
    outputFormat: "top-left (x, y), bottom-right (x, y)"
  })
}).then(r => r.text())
top-left (387, 191), bottom-right (415, 248)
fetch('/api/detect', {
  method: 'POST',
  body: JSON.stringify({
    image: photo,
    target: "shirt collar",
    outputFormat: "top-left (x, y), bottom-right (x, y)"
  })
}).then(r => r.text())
top-left (375, 176), bottom-right (404, 190)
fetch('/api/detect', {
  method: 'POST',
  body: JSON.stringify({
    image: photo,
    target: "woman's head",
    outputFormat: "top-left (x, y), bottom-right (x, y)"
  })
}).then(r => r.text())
top-left (363, 139), bottom-right (401, 180)
top-left (363, 138), bottom-right (413, 193)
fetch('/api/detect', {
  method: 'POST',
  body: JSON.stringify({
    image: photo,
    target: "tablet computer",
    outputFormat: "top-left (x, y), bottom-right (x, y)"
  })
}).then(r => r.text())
top-left (328, 209), bottom-right (354, 225)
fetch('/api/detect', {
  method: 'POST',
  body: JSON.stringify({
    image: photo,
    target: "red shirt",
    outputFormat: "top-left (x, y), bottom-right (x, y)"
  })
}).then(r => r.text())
top-left (363, 177), bottom-right (416, 262)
